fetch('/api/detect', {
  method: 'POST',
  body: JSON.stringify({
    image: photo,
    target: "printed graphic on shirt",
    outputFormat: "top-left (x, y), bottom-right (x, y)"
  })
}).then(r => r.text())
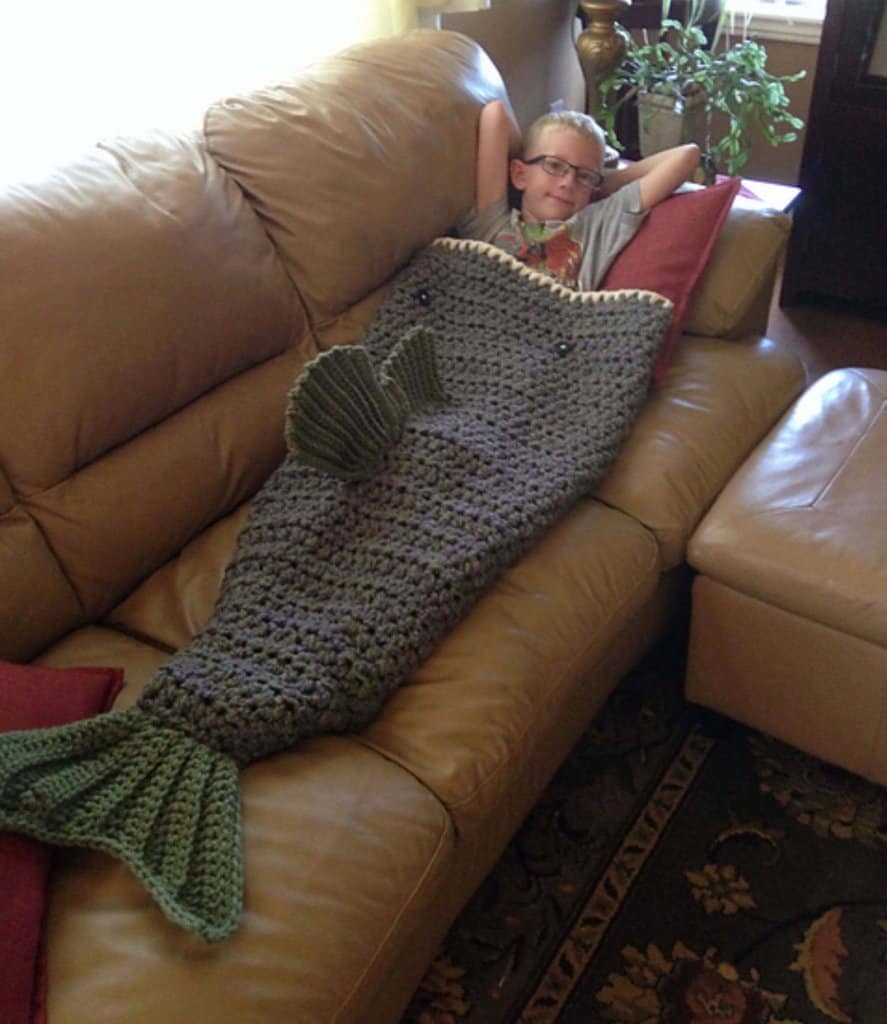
top-left (496, 221), bottom-right (582, 288)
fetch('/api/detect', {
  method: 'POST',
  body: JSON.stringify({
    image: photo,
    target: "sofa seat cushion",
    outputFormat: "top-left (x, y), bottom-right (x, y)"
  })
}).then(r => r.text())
top-left (35, 626), bottom-right (171, 709)
top-left (104, 503), bottom-right (252, 653)
top-left (104, 496), bottom-right (659, 847)
top-left (358, 500), bottom-right (660, 838)
top-left (597, 334), bottom-right (805, 569)
top-left (36, 629), bottom-right (454, 1024)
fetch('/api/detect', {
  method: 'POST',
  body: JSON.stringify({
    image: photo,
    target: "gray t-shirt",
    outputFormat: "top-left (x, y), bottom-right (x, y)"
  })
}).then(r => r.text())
top-left (456, 180), bottom-right (645, 291)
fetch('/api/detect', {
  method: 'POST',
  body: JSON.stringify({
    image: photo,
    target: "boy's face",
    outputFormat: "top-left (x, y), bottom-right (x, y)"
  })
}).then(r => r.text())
top-left (510, 127), bottom-right (604, 223)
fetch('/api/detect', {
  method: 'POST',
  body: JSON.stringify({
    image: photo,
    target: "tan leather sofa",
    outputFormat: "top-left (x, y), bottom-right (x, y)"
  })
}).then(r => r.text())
top-left (0, 29), bottom-right (805, 1024)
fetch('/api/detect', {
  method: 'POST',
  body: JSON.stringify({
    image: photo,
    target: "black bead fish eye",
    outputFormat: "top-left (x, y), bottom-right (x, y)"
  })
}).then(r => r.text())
top-left (415, 289), bottom-right (431, 306)
top-left (552, 340), bottom-right (576, 357)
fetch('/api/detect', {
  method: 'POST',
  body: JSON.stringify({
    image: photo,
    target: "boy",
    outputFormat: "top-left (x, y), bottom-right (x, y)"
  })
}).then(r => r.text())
top-left (458, 99), bottom-right (700, 291)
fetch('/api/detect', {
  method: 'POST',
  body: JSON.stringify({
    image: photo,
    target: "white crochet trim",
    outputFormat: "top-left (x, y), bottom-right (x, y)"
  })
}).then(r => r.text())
top-left (431, 236), bottom-right (673, 312)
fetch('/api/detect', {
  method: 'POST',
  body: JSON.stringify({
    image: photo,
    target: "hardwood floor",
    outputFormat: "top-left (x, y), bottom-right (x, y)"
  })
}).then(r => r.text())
top-left (766, 257), bottom-right (887, 384)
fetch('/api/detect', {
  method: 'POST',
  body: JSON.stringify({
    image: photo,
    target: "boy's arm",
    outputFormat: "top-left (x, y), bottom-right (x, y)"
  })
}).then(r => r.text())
top-left (474, 99), bottom-right (522, 215)
top-left (599, 144), bottom-right (700, 211)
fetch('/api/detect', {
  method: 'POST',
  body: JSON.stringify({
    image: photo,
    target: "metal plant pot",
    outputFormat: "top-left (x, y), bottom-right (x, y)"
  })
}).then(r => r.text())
top-left (637, 89), bottom-right (707, 157)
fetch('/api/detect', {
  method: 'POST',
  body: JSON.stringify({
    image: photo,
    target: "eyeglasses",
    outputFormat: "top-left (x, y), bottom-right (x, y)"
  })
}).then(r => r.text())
top-left (523, 154), bottom-right (604, 190)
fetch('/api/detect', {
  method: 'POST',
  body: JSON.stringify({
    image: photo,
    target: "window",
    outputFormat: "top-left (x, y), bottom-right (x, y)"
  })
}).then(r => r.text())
top-left (1, 2), bottom-right (379, 188)
top-left (727, 0), bottom-right (825, 17)
top-left (726, 0), bottom-right (826, 43)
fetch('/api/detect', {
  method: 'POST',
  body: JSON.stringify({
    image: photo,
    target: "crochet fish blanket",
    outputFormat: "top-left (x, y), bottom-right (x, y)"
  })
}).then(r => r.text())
top-left (0, 238), bottom-right (672, 941)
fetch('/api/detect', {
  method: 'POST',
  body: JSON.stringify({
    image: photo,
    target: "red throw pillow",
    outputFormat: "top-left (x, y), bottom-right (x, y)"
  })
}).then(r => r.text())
top-left (0, 661), bottom-right (123, 1024)
top-left (601, 177), bottom-right (741, 387)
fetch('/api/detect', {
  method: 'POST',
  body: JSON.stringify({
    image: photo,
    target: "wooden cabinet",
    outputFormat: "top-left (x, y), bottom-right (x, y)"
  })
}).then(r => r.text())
top-left (781, 0), bottom-right (887, 311)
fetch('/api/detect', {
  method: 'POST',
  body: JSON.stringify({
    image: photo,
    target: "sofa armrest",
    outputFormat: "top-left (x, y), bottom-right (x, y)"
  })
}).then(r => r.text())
top-left (684, 197), bottom-right (791, 340)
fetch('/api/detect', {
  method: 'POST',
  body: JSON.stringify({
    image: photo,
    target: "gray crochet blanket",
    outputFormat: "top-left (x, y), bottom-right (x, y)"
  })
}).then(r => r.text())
top-left (0, 238), bottom-right (672, 940)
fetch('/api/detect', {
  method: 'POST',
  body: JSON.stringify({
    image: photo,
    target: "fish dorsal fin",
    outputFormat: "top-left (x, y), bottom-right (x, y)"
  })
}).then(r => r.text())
top-left (285, 345), bottom-right (405, 481)
top-left (285, 329), bottom-right (445, 481)
top-left (380, 326), bottom-right (446, 416)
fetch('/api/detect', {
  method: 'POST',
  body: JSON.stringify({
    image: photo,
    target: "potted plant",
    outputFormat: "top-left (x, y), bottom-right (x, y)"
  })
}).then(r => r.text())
top-left (598, 0), bottom-right (805, 178)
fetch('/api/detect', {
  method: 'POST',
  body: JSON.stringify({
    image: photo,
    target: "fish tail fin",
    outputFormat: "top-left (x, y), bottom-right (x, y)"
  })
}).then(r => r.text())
top-left (0, 705), bottom-right (242, 941)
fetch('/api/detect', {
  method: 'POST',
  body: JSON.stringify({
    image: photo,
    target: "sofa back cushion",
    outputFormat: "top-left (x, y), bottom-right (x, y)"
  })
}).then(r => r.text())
top-left (683, 197), bottom-right (791, 339)
top-left (204, 29), bottom-right (506, 327)
top-left (0, 133), bottom-right (312, 660)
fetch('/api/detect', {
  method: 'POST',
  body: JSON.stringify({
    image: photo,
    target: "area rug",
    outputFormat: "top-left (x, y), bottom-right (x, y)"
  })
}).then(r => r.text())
top-left (402, 636), bottom-right (887, 1024)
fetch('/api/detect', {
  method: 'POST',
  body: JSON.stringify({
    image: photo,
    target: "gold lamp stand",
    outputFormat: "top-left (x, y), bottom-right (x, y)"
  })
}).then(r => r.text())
top-left (576, 1), bottom-right (631, 116)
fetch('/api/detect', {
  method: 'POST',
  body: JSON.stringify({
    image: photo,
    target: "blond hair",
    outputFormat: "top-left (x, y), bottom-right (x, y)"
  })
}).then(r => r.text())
top-left (522, 110), bottom-right (606, 158)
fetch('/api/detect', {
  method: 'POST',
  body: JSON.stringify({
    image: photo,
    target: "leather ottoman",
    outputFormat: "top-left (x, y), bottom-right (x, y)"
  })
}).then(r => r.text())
top-left (686, 368), bottom-right (887, 785)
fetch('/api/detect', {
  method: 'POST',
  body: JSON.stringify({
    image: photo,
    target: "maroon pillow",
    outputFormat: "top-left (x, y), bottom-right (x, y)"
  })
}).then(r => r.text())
top-left (0, 661), bottom-right (123, 1024)
top-left (602, 177), bottom-right (741, 387)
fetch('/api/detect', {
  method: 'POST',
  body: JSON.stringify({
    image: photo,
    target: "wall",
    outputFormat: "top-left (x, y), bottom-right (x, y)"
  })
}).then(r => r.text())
top-left (443, 0), bottom-right (585, 129)
top-left (443, 0), bottom-right (819, 186)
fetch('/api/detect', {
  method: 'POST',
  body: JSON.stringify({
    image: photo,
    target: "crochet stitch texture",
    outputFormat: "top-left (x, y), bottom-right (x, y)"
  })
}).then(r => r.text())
top-left (0, 238), bottom-right (672, 940)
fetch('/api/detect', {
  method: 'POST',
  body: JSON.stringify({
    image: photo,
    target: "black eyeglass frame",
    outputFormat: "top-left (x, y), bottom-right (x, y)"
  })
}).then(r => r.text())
top-left (522, 154), bottom-right (604, 190)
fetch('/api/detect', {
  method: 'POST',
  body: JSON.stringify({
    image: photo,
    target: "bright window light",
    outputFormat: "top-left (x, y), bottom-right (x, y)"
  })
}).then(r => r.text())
top-left (726, 0), bottom-right (826, 20)
top-left (2, 2), bottom-right (378, 188)
top-left (724, 0), bottom-right (826, 44)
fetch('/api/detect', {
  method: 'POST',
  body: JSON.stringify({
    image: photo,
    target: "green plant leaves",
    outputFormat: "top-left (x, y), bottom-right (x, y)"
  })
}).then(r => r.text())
top-left (598, 8), bottom-right (806, 176)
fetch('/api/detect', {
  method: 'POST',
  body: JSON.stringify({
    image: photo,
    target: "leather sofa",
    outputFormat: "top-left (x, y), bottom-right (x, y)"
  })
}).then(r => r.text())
top-left (0, 28), bottom-right (805, 1024)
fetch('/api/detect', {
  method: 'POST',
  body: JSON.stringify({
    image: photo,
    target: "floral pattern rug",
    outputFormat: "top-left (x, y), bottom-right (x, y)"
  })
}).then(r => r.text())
top-left (402, 637), bottom-right (887, 1024)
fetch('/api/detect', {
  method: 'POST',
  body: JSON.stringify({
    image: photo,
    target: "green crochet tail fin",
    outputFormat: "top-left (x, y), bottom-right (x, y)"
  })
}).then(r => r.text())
top-left (0, 705), bottom-right (242, 941)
